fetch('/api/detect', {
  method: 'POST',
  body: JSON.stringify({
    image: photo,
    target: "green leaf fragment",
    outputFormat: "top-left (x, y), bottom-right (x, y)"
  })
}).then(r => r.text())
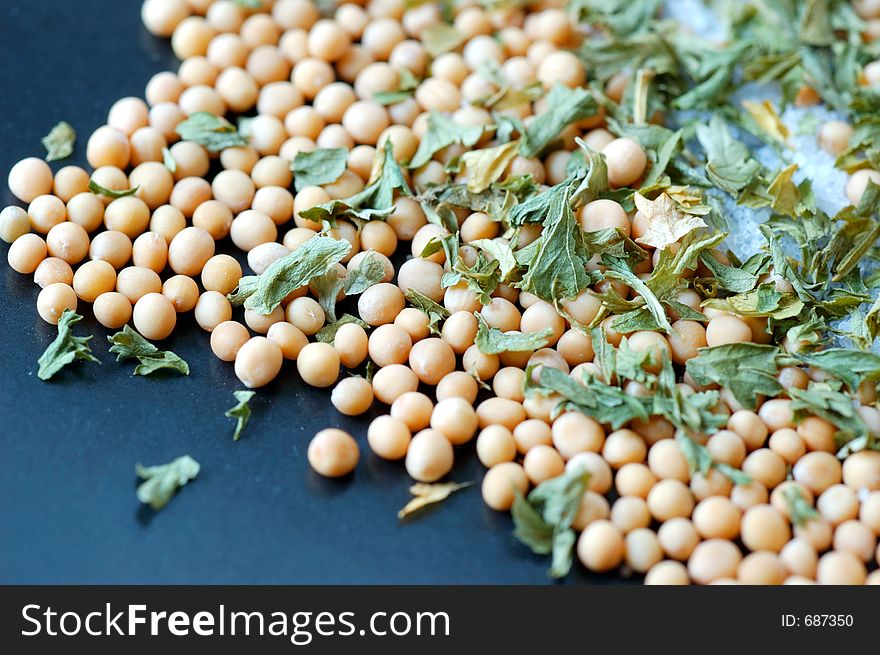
top-left (162, 147), bottom-right (177, 173)
top-left (676, 432), bottom-right (751, 485)
top-left (405, 288), bottom-right (449, 335)
top-left (516, 185), bottom-right (592, 304)
top-left (409, 111), bottom-right (485, 169)
top-left (225, 390), bottom-right (256, 441)
top-left (532, 366), bottom-right (649, 429)
top-left (686, 343), bottom-right (783, 410)
top-left (460, 140), bottom-right (520, 193)
top-left (37, 309), bottom-right (100, 381)
top-left (136, 455), bottom-right (200, 511)
top-left (343, 251), bottom-right (386, 295)
top-left (695, 115), bottom-right (762, 196)
top-left (107, 325), bottom-right (190, 376)
top-left (315, 314), bottom-right (369, 343)
top-left (784, 485), bottom-right (820, 528)
top-left (41, 121), bottom-right (76, 162)
top-left (511, 466), bottom-right (591, 579)
top-left (301, 142), bottom-right (412, 223)
top-left (239, 235), bottom-right (351, 315)
top-left (292, 147), bottom-right (349, 192)
top-left (175, 112), bottom-right (249, 152)
top-left (520, 84), bottom-right (598, 158)
top-left (88, 180), bottom-right (139, 199)
top-left (699, 252), bottom-right (759, 293)
top-left (474, 313), bottom-right (552, 355)
top-left (421, 24), bottom-right (465, 57)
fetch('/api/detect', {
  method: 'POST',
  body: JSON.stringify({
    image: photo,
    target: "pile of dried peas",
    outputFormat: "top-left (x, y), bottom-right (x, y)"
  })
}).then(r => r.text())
top-left (2, 0), bottom-right (880, 585)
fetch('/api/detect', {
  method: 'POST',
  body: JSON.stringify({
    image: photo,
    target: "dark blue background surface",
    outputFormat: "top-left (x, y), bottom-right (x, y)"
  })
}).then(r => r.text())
top-left (0, 0), bottom-right (624, 584)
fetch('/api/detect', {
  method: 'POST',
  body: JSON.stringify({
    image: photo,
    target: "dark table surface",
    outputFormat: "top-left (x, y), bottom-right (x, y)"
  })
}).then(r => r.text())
top-left (0, 0), bottom-right (626, 584)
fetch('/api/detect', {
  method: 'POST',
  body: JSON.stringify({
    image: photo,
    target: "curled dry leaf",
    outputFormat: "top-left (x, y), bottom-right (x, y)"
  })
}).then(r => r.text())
top-left (397, 481), bottom-right (473, 520)
top-left (632, 192), bottom-right (707, 250)
top-left (741, 99), bottom-right (790, 145)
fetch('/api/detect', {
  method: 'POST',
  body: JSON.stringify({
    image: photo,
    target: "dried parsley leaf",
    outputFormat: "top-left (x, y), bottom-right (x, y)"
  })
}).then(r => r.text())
top-left (409, 111), bottom-right (485, 169)
top-left (313, 250), bottom-right (386, 320)
top-left (405, 288), bottom-right (449, 335)
top-left (699, 252), bottom-right (759, 293)
top-left (442, 250), bottom-right (501, 304)
top-left (315, 314), bottom-right (369, 343)
top-left (759, 224), bottom-right (812, 301)
top-left (520, 84), bottom-right (598, 158)
top-left (41, 121), bottom-right (76, 162)
top-left (162, 147), bottom-right (177, 173)
top-left (175, 111), bottom-right (249, 152)
top-left (470, 238), bottom-right (517, 281)
top-left (516, 185), bottom-right (592, 304)
top-left (37, 309), bottom-right (100, 381)
top-left (292, 147), bottom-right (348, 192)
top-left (570, 0), bottom-right (663, 38)
top-left (343, 251), bottom-right (386, 295)
top-left (676, 432), bottom-right (751, 485)
top-left (397, 481), bottom-right (473, 519)
top-left (421, 24), bottom-right (465, 57)
top-left (225, 390), bottom-right (256, 441)
top-left (136, 455), bottom-right (200, 511)
top-left (789, 386), bottom-right (868, 445)
top-left (794, 349), bottom-right (880, 393)
top-left (372, 67), bottom-right (420, 106)
top-left (88, 180), bottom-right (139, 199)
top-left (695, 114), bottom-right (762, 196)
top-left (234, 0), bottom-right (264, 7)
top-left (474, 313), bottom-right (551, 355)
top-left (241, 235), bottom-right (351, 315)
top-left (301, 142), bottom-right (411, 223)
top-left (460, 140), bottom-right (520, 193)
top-left (784, 485), bottom-right (820, 528)
top-left (532, 366), bottom-right (650, 429)
top-left (107, 325), bottom-right (190, 376)
top-left (741, 99), bottom-right (789, 145)
top-left (512, 466), bottom-right (590, 578)
top-left (632, 192), bottom-right (707, 250)
top-left (311, 265), bottom-right (346, 323)
top-left (685, 343), bottom-right (783, 410)
top-left (226, 275), bottom-right (260, 306)
top-left (603, 261), bottom-right (675, 334)
top-left (701, 285), bottom-right (803, 319)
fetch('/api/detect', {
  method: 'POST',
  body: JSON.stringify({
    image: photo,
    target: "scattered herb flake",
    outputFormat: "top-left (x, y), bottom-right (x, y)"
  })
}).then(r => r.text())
top-left (88, 180), bottom-right (139, 199)
top-left (136, 455), bottom-right (200, 511)
top-left (225, 390), bottom-right (256, 441)
top-left (292, 147), bottom-right (349, 192)
top-left (784, 485), bottom-right (819, 528)
top-left (512, 466), bottom-right (590, 578)
top-left (162, 147), bottom-right (177, 173)
top-left (520, 84), bottom-right (598, 158)
top-left (41, 121), bottom-right (76, 162)
top-left (175, 111), bottom-right (249, 152)
top-left (405, 288), bottom-right (450, 335)
top-left (632, 192), bottom-right (707, 250)
top-left (474, 313), bottom-right (552, 355)
top-left (107, 326), bottom-right (190, 376)
top-left (315, 313), bottom-right (369, 343)
top-left (398, 481), bottom-right (473, 519)
top-left (36, 310), bottom-right (100, 381)
top-left (240, 235), bottom-right (351, 315)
